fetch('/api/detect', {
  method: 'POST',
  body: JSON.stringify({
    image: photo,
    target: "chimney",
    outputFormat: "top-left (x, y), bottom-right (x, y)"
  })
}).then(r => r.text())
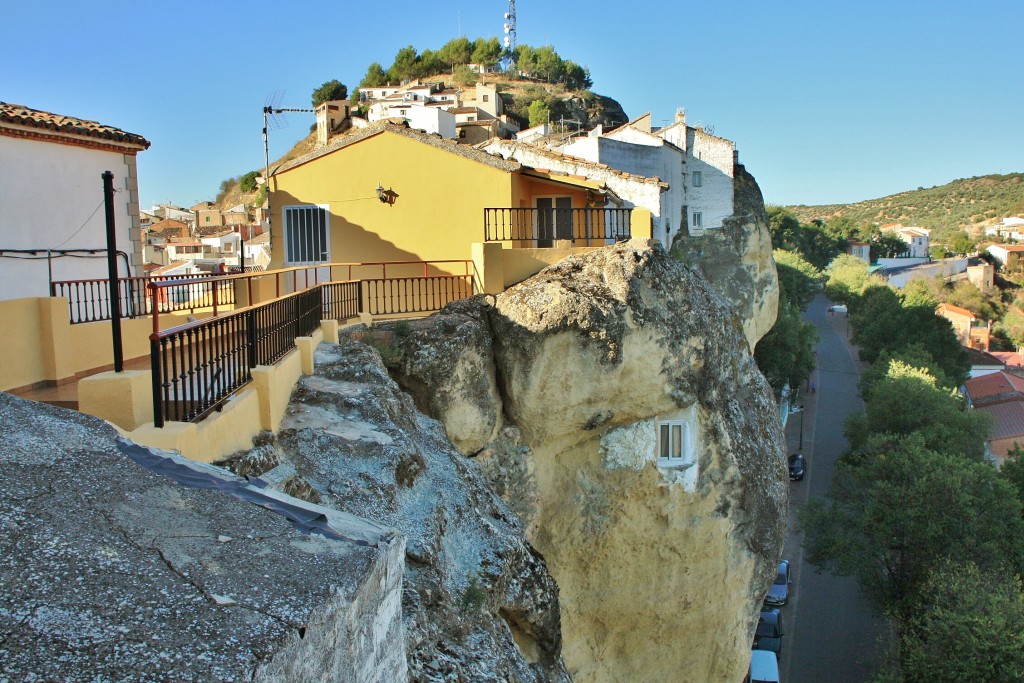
top-left (675, 108), bottom-right (686, 125)
top-left (316, 100), bottom-right (350, 147)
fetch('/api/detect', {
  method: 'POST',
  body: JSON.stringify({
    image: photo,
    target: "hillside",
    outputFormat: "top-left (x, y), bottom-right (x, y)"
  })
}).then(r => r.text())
top-left (786, 173), bottom-right (1024, 241)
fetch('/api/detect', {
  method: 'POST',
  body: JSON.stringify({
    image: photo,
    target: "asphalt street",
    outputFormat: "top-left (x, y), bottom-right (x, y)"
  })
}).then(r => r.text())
top-left (777, 294), bottom-right (891, 683)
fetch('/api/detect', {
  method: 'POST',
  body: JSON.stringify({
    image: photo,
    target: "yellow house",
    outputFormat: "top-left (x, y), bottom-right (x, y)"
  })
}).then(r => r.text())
top-left (268, 121), bottom-right (634, 281)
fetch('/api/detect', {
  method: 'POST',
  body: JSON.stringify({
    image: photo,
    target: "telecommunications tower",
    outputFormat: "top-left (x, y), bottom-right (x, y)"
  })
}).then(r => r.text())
top-left (502, 1), bottom-right (517, 73)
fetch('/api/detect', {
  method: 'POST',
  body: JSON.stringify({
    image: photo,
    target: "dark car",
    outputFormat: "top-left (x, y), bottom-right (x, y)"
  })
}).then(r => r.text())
top-left (788, 453), bottom-right (806, 481)
top-left (764, 560), bottom-right (792, 606)
top-left (753, 608), bottom-right (783, 655)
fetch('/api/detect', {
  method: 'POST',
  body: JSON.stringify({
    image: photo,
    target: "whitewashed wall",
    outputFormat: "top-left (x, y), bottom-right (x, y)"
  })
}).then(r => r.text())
top-left (686, 128), bottom-right (735, 233)
top-left (0, 135), bottom-right (141, 299)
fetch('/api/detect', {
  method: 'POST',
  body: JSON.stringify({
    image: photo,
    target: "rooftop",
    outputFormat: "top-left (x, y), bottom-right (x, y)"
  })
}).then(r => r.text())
top-left (964, 370), bottom-right (1024, 405)
top-left (0, 102), bottom-right (150, 149)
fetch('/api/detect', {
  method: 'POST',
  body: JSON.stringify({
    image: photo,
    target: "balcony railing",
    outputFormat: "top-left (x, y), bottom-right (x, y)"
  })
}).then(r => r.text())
top-left (148, 262), bottom-right (474, 427)
top-left (484, 207), bottom-right (632, 245)
top-left (51, 259), bottom-right (473, 325)
top-left (51, 273), bottom-right (234, 324)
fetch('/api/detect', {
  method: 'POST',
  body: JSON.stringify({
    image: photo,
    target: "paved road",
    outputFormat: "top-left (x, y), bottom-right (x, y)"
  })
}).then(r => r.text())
top-left (778, 294), bottom-right (890, 682)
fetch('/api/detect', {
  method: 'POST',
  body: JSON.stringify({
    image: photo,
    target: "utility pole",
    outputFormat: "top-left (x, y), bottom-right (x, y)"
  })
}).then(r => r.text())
top-left (102, 171), bottom-right (124, 372)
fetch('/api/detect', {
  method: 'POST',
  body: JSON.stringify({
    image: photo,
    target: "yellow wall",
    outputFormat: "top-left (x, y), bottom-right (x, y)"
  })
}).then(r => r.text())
top-left (2, 298), bottom-right (47, 391)
top-left (1, 296), bottom-right (230, 393)
top-left (270, 131), bottom-right (515, 268)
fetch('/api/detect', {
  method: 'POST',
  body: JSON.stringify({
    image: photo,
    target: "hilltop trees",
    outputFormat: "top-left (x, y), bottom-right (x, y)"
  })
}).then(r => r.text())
top-left (311, 80), bottom-right (348, 106)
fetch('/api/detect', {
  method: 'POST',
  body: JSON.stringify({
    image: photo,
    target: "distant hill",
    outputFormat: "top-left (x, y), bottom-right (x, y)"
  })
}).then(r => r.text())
top-left (786, 173), bottom-right (1024, 242)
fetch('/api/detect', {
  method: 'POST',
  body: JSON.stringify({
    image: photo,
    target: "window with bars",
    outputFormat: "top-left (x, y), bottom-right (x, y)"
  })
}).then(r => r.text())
top-left (283, 205), bottom-right (329, 265)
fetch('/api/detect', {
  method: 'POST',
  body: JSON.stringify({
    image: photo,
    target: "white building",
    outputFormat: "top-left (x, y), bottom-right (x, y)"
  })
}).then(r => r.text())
top-left (0, 102), bottom-right (150, 299)
top-left (547, 110), bottom-right (736, 246)
top-left (881, 225), bottom-right (931, 258)
top-left (367, 101), bottom-right (456, 138)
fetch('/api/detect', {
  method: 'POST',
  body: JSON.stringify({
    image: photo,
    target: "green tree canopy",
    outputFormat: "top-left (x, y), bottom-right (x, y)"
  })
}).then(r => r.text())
top-left (360, 62), bottom-right (388, 88)
top-left (801, 433), bottom-right (1024, 616)
top-left (527, 99), bottom-right (550, 127)
top-left (890, 561), bottom-right (1024, 683)
top-left (311, 79), bottom-right (348, 107)
top-left (438, 36), bottom-right (474, 67)
top-left (850, 285), bottom-right (969, 384)
top-left (388, 45), bottom-right (422, 82)
top-left (471, 37), bottom-right (503, 67)
top-left (846, 359), bottom-right (990, 460)
top-left (858, 343), bottom-right (952, 395)
top-left (773, 249), bottom-right (822, 310)
top-left (824, 254), bottom-right (886, 304)
top-left (948, 230), bottom-right (977, 256)
top-left (239, 170), bottom-right (259, 194)
top-left (754, 296), bottom-right (818, 391)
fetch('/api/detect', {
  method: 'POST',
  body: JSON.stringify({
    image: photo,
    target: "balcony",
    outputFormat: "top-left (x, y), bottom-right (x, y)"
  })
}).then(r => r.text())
top-left (484, 207), bottom-right (632, 247)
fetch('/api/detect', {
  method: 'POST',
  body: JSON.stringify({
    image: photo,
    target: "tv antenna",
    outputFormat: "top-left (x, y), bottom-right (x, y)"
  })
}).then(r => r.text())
top-left (261, 91), bottom-right (313, 224)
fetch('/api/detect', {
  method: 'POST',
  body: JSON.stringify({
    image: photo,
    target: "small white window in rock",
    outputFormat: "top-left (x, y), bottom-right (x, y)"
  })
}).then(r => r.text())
top-left (693, 171), bottom-right (702, 187)
top-left (658, 421), bottom-right (688, 463)
top-left (692, 212), bottom-right (703, 229)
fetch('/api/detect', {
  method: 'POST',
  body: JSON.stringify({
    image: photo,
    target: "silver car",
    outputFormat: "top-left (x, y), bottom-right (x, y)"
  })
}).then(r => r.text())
top-left (764, 560), bottom-right (791, 606)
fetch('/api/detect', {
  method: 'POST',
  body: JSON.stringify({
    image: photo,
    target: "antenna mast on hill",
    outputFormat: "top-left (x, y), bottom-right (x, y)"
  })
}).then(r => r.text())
top-left (503, 0), bottom-right (517, 74)
top-left (261, 91), bottom-right (313, 231)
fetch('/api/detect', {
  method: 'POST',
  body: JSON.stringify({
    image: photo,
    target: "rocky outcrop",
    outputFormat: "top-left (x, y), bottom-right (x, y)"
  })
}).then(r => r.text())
top-left (0, 393), bottom-right (406, 682)
top-left (225, 343), bottom-right (570, 682)
top-left (672, 164), bottom-right (780, 349)
top-left (387, 240), bottom-right (788, 682)
top-left (559, 93), bottom-right (629, 130)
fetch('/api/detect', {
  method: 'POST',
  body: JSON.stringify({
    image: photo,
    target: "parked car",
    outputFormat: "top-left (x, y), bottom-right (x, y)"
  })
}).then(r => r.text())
top-left (764, 560), bottom-right (792, 606)
top-left (828, 304), bottom-right (848, 315)
top-left (788, 453), bottom-right (806, 481)
top-left (753, 608), bottom-right (783, 655)
top-left (748, 649), bottom-right (781, 683)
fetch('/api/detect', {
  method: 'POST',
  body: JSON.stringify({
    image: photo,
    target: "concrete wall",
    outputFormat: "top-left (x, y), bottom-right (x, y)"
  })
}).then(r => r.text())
top-left (0, 135), bottom-right (142, 299)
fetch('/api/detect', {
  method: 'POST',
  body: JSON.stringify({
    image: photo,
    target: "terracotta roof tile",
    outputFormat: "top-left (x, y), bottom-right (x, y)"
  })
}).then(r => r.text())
top-left (977, 400), bottom-right (1024, 440)
top-left (965, 371), bottom-right (1024, 405)
top-left (0, 102), bottom-right (150, 148)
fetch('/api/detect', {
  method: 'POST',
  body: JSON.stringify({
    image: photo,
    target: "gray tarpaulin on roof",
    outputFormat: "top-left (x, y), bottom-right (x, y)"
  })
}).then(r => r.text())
top-left (115, 437), bottom-right (394, 547)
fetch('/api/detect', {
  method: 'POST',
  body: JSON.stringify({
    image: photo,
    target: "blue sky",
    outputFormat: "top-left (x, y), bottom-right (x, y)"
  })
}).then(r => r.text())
top-left (4, 0), bottom-right (1022, 208)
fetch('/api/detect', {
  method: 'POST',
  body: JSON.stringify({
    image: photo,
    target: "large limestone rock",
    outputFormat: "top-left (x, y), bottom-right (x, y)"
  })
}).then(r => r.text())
top-left (673, 164), bottom-right (780, 350)
top-left (389, 241), bottom-right (787, 682)
top-left (228, 342), bottom-right (571, 682)
top-left (0, 393), bottom-right (406, 682)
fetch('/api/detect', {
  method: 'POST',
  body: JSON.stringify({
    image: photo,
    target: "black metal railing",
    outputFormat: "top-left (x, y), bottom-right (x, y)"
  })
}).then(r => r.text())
top-left (323, 281), bottom-right (362, 321)
top-left (150, 308), bottom-right (251, 425)
top-left (150, 274), bottom-right (473, 427)
top-left (484, 207), bottom-right (632, 245)
top-left (363, 275), bottom-right (474, 316)
top-left (52, 273), bottom-right (235, 324)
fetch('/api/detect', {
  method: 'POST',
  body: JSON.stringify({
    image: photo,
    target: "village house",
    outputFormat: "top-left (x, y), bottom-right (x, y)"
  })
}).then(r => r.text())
top-left (361, 81), bottom-right (518, 141)
top-left (0, 101), bottom-right (149, 299)
top-left (964, 370), bottom-right (1024, 465)
top-left (880, 225), bottom-right (931, 258)
top-left (936, 302), bottom-right (991, 350)
top-left (490, 110), bottom-right (735, 249)
top-left (986, 244), bottom-right (1024, 272)
top-left (268, 120), bottom-right (645, 285)
top-left (847, 240), bottom-right (871, 262)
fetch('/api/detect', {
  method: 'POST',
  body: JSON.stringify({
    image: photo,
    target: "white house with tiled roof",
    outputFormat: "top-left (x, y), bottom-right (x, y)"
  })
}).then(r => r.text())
top-left (0, 102), bottom-right (150, 299)
top-left (550, 110), bottom-right (737, 245)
